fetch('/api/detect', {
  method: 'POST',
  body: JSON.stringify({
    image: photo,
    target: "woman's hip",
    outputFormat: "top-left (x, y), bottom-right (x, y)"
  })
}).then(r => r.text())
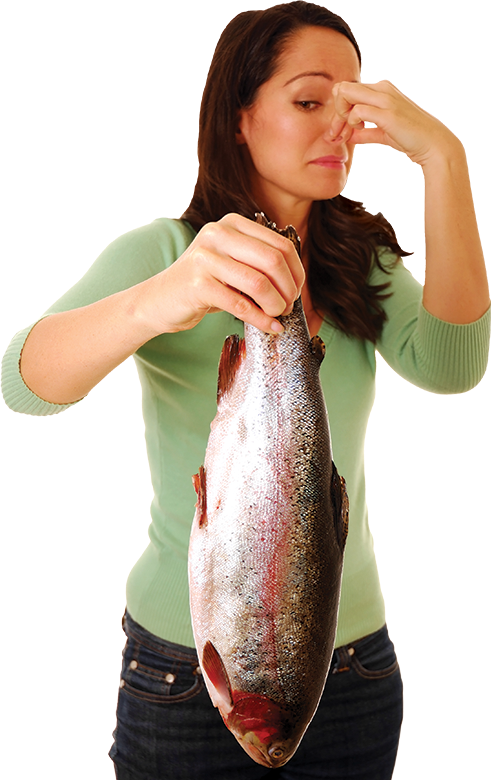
top-left (109, 611), bottom-right (403, 779)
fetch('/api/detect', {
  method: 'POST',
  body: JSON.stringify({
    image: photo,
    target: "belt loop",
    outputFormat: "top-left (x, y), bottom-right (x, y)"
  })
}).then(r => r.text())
top-left (333, 645), bottom-right (351, 674)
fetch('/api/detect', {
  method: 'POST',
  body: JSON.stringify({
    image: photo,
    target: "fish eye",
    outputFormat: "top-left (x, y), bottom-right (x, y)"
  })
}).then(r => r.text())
top-left (268, 746), bottom-right (285, 759)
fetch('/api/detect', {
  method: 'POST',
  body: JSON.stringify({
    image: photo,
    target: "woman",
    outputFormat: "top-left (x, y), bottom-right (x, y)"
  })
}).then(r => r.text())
top-left (2, 2), bottom-right (489, 778)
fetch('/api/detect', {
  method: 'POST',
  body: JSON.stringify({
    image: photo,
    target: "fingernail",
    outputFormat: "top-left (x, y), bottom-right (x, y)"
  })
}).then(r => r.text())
top-left (270, 320), bottom-right (284, 334)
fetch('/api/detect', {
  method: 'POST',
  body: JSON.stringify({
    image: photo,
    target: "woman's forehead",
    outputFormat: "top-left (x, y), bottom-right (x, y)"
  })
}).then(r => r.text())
top-left (273, 26), bottom-right (360, 83)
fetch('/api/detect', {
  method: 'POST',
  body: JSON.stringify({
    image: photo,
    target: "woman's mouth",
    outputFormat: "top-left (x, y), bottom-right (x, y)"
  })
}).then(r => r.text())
top-left (309, 156), bottom-right (347, 169)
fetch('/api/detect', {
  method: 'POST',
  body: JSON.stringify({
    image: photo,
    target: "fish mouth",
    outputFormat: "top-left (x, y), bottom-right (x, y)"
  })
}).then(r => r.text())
top-left (238, 731), bottom-right (291, 768)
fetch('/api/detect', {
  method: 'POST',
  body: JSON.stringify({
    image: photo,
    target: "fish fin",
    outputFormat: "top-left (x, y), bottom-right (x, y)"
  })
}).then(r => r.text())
top-left (192, 465), bottom-right (207, 528)
top-left (217, 334), bottom-right (246, 402)
top-left (331, 462), bottom-right (349, 552)
top-left (309, 335), bottom-right (326, 364)
top-left (202, 641), bottom-right (234, 710)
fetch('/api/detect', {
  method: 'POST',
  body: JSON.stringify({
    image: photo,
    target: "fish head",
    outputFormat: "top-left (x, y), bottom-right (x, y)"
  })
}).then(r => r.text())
top-left (198, 640), bottom-right (307, 767)
top-left (225, 692), bottom-right (299, 768)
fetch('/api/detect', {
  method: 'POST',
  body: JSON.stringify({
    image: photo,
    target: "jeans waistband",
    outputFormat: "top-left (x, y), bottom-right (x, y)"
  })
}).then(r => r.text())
top-left (122, 610), bottom-right (199, 663)
top-left (122, 609), bottom-right (388, 673)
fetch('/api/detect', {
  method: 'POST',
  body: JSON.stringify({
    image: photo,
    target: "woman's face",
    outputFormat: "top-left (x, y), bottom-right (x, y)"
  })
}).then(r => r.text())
top-left (237, 26), bottom-right (361, 223)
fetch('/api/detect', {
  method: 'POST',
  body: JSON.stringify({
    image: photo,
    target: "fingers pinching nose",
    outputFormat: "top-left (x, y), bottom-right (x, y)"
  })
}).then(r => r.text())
top-left (330, 121), bottom-right (348, 142)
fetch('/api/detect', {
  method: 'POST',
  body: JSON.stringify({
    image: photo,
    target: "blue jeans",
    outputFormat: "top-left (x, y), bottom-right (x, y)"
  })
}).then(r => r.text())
top-left (109, 611), bottom-right (403, 779)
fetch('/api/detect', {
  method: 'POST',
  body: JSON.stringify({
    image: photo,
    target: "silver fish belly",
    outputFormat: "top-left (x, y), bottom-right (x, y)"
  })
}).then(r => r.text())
top-left (188, 218), bottom-right (349, 768)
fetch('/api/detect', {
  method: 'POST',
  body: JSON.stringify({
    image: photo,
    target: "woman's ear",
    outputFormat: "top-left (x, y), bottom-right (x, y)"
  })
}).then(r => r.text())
top-left (235, 110), bottom-right (248, 145)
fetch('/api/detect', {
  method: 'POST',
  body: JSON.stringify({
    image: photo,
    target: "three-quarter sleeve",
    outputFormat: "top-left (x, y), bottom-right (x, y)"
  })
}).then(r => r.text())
top-left (372, 250), bottom-right (490, 394)
top-left (1, 218), bottom-right (196, 415)
top-left (1, 322), bottom-right (81, 416)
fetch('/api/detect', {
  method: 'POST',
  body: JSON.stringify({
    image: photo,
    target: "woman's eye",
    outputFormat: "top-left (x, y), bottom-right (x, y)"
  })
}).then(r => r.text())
top-left (295, 101), bottom-right (319, 111)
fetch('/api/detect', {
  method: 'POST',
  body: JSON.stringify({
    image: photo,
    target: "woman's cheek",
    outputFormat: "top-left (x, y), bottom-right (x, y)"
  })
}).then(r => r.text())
top-left (345, 144), bottom-right (356, 174)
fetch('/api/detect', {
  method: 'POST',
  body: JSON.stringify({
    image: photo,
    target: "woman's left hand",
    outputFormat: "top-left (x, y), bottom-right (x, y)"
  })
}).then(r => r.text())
top-left (331, 80), bottom-right (458, 167)
top-left (331, 80), bottom-right (489, 325)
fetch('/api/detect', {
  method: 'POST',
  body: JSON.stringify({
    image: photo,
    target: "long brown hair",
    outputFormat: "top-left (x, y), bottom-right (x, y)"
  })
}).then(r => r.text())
top-left (182, 1), bottom-right (411, 342)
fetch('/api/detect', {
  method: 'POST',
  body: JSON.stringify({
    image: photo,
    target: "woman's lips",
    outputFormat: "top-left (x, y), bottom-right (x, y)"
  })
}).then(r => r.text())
top-left (310, 156), bottom-right (347, 169)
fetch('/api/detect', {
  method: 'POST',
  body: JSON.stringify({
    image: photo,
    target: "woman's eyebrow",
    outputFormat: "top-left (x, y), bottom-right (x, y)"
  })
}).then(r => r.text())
top-left (284, 70), bottom-right (333, 86)
top-left (283, 71), bottom-right (360, 86)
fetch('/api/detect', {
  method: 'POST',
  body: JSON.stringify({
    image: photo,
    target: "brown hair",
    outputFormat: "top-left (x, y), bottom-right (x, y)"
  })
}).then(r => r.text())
top-left (182, 1), bottom-right (411, 342)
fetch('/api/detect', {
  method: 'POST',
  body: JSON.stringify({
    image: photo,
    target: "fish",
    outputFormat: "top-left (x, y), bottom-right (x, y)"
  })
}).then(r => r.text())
top-left (188, 214), bottom-right (349, 768)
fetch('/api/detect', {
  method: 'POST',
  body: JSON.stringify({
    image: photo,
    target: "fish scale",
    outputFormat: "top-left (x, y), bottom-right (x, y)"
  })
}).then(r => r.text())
top-left (188, 214), bottom-right (349, 768)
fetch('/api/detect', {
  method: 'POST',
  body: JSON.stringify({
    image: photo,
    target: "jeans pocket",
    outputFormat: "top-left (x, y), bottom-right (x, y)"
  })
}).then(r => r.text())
top-left (348, 626), bottom-right (400, 680)
top-left (119, 638), bottom-right (204, 703)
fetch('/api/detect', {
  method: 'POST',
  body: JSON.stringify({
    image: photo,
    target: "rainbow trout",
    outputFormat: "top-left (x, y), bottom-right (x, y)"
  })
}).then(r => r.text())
top-left (188, 215), bottom-right (349, 768)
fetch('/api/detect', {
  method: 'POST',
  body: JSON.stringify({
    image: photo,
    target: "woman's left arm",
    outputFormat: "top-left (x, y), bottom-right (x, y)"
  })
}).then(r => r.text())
top-left (332, 80), bottom-right (490, 324)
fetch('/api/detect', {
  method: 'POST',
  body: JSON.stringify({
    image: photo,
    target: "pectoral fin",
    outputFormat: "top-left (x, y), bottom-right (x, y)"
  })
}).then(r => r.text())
top-left (192, 465), bottom-right (207, 528)
top-left (217, 334), bottom-right (246, 403)
top-left (202, 641), bottom-right (234, 713)
top-left (331, 462), bottom-right (349, 552)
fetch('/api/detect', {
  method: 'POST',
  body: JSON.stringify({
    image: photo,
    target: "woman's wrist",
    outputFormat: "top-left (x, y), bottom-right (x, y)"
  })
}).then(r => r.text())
top-left (420, 133), bottom-right (466, 177)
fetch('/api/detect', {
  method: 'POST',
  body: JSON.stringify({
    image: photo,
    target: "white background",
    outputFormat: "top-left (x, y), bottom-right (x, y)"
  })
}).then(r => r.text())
top-left (1, 1), bottom-right (489, 777)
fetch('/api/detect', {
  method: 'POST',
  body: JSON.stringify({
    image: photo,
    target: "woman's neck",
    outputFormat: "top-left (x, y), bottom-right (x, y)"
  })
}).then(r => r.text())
top-left (254, 191), bottom-right (311, 247)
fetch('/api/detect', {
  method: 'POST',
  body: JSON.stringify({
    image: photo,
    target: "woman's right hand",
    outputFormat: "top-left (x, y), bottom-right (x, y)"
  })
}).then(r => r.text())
top-left (19, 214), bottom-right (305, 404)
top-left (137, 213), bottom-right (305, 337)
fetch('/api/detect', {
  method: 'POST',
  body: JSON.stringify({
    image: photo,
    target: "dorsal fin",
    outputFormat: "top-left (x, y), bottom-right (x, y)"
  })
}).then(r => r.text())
top-left (202, 641), bottom-right (234, 710)
top-left (192, 465), bottom-right (207, 528)
top-left (217, 334), bottom-right (246, 403)
top-left (331, 463), bottom-right (349, 552)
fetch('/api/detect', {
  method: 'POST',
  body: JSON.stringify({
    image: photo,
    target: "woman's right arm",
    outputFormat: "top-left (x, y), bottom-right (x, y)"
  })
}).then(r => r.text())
top-left (18, 214), bottom-right (304, 405)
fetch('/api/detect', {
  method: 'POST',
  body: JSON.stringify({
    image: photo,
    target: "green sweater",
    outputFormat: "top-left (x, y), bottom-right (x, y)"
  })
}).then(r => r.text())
top-left (2, 218), bottom-right (489, 647)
